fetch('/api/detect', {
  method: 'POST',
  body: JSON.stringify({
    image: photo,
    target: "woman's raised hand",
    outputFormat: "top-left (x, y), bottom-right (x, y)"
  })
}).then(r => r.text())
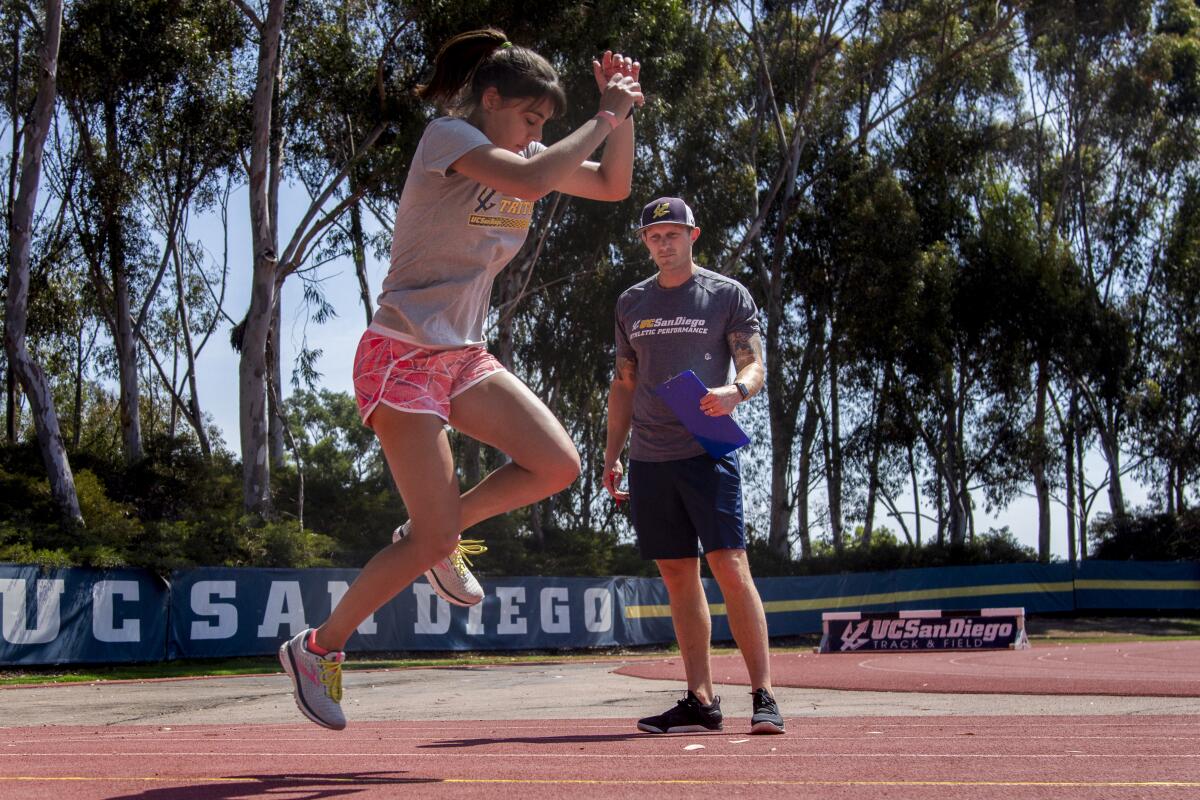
top-left (592, 50), bottom-right (641, 93)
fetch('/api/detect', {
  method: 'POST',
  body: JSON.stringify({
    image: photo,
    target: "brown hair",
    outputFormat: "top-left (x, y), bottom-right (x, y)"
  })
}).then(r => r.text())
top-left (417, 28), bottom-right (566, 118)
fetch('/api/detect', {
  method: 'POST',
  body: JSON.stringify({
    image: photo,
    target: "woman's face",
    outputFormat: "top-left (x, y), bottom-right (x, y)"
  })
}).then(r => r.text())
top-left (477, 89), bottom-right (555, 153)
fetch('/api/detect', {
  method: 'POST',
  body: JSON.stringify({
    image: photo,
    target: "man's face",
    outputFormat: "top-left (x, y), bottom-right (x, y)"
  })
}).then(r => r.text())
top-left (640, 223), bottom-right (697, 271)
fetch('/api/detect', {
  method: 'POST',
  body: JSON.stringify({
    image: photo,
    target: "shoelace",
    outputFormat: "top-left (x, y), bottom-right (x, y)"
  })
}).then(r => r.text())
top-left (448, 539), bottom-right (487, 578)
top-left (319, 658), bottom-right (343, 703)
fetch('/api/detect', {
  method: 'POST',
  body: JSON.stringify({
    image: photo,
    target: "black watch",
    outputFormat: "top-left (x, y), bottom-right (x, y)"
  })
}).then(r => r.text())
top-left (735, 381), bottom-right (750, 400)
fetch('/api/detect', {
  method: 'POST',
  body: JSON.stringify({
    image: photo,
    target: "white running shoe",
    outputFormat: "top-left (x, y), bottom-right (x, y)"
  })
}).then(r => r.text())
top-left (278, 628), bottom-right (346, 731)
top-left (393, 521), bottom-right (486, 607)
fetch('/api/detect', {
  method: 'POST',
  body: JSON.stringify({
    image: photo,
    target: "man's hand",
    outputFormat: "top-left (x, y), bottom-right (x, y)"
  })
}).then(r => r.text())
top-left (603, 460), bottom-right (630, 502)
top-left (699, 385), bottom-right (742, 417)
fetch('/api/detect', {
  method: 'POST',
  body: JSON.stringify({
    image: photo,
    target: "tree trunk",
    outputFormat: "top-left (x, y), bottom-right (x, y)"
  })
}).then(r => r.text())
top-left (173, 239), bottom-right (211, 458)
top-left (908, 441), bottom-right (922, 547)
top-left (268, 294), bottom-right (285, 467)
top-left (104, 98), bottom-right (142, 464)
top-left (5, 8), bottom-right (18, 446)
top-left (1031, 360), bottom-right (1051, 562)
top-left (826, 332), bottom-right (844, 553)
top-left (239, 0), bottom-right (287, 515)
top-left (795, 397), bottom-right (818, 559)
top-left (1097, 402), bottom-right (1126, 519)
top-left (862, 371), bottom-right (884, 548)
top-left (349, 184), bottom-right (373, 327)
top-left (765, 311), bottom-right (799, 557)
top-left (940, 370), bottom-right (968, 548)
top-left (1076, 417), bottom-right (1088, 558)
top-left (4, 0), bottom-right (79, 524)
top-left (1064, 393), bottom-right (1077, 564)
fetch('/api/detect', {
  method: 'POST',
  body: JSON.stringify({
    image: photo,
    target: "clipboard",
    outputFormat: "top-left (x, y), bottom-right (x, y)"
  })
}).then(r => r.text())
top-left (654, 370), bottom-right (751, 458)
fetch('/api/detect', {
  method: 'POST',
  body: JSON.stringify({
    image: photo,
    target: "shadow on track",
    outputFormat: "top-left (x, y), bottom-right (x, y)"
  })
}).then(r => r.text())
top-left (105, 771), bottom-right (440, 800)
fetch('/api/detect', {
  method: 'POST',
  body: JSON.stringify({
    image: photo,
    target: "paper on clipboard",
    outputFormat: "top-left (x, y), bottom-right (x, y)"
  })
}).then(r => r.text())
top-left (654, 370), bottom-right (751, 458)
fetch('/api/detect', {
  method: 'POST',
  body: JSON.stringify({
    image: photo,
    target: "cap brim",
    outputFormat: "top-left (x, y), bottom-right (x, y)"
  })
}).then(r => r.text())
top-left (634, 220), bottom-right (696, 234)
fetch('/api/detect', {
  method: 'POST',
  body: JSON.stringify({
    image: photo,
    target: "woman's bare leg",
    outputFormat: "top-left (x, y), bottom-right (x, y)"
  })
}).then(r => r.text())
top-left (448, 371), bottom-right (580, 528)
top-left (314, 407), bottom-right (460, 651)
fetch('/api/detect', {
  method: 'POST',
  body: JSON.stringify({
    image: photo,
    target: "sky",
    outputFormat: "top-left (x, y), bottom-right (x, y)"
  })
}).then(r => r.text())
top-left (189, 183), bottom-right (1141, 561)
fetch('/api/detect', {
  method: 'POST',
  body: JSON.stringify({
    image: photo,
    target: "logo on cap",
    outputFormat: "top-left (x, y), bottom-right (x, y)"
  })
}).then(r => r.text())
top-left (652, 202), bottom-right (671, 219)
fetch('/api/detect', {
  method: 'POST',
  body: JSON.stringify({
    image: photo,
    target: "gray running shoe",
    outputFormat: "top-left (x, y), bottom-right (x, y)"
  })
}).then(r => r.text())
top-left (750, 687), bottom-right (785, 734)
top-left (278, 628), bottom-right (346, 731)
top-left (393, 521), bottom-right (486, 607)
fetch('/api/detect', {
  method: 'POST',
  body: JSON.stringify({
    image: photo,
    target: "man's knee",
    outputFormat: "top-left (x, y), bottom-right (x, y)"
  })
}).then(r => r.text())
top-left (707, 549), bottom-right (755, 588)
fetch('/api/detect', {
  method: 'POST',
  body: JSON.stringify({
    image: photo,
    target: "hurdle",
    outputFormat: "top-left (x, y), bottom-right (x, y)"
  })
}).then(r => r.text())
top-left (818, 607), bottom-right (1031, 653)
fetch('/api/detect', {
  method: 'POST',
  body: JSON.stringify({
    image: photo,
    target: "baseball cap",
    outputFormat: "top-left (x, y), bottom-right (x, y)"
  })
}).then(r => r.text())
top-left (635, 196), bottom-right (696, 233)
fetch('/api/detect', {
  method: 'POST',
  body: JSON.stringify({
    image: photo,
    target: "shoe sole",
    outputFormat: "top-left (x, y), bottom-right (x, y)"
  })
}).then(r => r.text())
top-left (278, 643), bottom-right (346, 731)
top-left (750, 720), bottom-right (786, 734)
top-left (425, 567), bottom-right (483, 607)
top-left (637, 722), bottom-right (723, 734)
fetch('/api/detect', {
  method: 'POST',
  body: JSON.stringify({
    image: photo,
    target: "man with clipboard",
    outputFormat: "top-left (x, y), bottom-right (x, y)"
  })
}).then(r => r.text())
top-left (603, 197), bottom-right (785, 735)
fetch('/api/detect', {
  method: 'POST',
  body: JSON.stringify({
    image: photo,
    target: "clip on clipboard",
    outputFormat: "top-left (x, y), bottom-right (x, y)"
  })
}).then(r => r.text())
top-left (654, 370), bottom-right (751, 458)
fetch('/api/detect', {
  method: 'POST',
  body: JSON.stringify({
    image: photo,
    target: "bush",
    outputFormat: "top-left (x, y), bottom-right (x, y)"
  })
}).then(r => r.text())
top-left (746, 526), bottom-right (1038, 577)
top-left (1090, 510), bottom-right (1200, 560)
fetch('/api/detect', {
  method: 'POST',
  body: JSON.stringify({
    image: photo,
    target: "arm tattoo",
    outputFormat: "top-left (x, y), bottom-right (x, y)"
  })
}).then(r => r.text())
top-left (616, 355), bottom-right (638, 383)
top-left (728, 331), bottom-right (764, 371)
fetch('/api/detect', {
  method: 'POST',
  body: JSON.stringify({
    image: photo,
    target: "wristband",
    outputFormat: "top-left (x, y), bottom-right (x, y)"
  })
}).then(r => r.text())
top-left (594, 110), bottom-right (621, 130)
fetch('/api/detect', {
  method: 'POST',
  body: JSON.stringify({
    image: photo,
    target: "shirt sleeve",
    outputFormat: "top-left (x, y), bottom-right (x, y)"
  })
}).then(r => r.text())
top-left (419, 117), bottom-right (492, 177)
top-left (615, 296), bottom-right (635, 361)
top-left (727, 281), bottom-right (761, 337)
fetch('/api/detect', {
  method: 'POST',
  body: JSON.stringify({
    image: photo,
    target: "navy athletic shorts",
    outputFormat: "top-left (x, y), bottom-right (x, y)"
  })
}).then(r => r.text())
top-left (627, 452), bottom-right (745, 560)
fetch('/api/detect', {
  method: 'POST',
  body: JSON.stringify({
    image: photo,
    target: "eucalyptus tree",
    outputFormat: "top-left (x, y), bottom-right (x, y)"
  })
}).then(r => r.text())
top-left (4, 0), bottom-right (79, 523)
top-left (1010, 0), bottom-right (1200, 554)
top-left (230, 0), bottom-right (414, 515)
top-left (1132, 178), bottom-right (1200, 512)
top-left (57, 0), bottom-right (243, 465)
top-left (721, 0), bottom-right (1025, 555)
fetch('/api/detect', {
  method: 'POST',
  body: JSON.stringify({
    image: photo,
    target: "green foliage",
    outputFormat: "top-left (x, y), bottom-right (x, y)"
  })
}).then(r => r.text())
top-left (746, 526), bottom-right (1039, 577)
top-left (466, 516), bottom-right (655, 578)
top-left (1090, 510), bottom-right (1200, 560)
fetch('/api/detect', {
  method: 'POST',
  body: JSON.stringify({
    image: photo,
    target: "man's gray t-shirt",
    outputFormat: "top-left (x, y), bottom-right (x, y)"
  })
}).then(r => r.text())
top-left (615, 267), bottom-right (760, 462)
top-left (372, 116), bottom-right (546, 348)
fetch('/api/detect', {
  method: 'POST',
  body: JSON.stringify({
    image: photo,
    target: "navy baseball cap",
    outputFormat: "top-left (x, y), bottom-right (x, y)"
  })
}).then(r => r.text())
top-left (635, 196), bottom-right (696, 232)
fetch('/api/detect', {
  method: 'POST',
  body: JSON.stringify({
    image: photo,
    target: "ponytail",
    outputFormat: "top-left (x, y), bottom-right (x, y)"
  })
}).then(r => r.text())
top-left (417, 28), bottom-right (566, 118)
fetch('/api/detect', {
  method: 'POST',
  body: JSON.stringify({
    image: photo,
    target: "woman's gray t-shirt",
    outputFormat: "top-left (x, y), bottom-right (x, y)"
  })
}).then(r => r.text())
top-left (372, 116), bottom-right (545, 348)
top-left (615, 267), bottom-right (760, 462)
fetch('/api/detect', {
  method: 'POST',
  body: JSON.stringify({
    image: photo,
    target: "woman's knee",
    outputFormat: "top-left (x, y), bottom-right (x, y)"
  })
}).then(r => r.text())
top-left (404, 517), bottom-right (461, 561)
top-left (540, 443), bottom-right (581, 492)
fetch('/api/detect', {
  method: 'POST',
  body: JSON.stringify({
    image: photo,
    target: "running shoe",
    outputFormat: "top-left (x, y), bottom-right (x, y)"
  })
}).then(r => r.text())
top-left (393, 521), bottom-right (486, 607)
top-left (278, 628), bottom-right (346, 731)
top-left (636, 691), bottom-right (723, 733)
top-left (750, 687), bottom-right (785, 734)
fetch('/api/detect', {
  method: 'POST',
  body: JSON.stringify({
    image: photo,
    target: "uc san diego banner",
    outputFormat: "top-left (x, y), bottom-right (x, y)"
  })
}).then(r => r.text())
top-left (169, 568), bottom-right (631, 658)
top-left (2, 561), bottom-right (1196, 665)
top-left (0, 565), bottom-right (168, 665)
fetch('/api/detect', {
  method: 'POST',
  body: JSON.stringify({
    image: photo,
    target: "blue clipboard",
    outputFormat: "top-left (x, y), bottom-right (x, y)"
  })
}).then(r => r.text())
top-left (654, 370), bottom-right (751, 458)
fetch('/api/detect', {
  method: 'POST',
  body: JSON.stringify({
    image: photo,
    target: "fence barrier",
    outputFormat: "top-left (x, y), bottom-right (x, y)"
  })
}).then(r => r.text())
top-left (1, 560), bottom-right (1195, 665)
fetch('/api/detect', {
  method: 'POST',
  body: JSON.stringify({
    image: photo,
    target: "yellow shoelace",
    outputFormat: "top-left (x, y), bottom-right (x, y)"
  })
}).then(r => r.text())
top-left (449, 539), bottom-right (487, 578)
top-left (319, 658), bottom-right (343, 702)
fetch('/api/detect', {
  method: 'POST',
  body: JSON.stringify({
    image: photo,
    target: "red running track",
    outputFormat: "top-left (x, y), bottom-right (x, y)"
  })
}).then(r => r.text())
top-left (617, 641), bottom-right (1200, 696)
top-left (2, 716), bottom-right (1200, 799)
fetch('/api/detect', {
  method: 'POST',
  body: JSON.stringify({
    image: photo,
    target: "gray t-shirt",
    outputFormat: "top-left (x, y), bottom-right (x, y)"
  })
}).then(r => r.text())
top-left (372, 117), bottom-right (546, 348)
top-left (615, 267), bottom-right (761, 461)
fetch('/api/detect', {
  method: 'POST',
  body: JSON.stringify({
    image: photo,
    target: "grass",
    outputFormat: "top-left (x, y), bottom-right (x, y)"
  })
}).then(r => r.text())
top-left (2, 616), bottom-right (1196, 688)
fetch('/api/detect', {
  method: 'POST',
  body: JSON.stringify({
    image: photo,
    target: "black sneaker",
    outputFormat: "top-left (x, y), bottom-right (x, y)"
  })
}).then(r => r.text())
top-left (637, 691), bottom-right (723, 734)
top-left (750, 688), bottom-right (785, 734)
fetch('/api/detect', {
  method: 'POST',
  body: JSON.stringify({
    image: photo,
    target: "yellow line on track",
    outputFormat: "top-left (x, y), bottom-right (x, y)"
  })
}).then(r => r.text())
top-left (3, 777), bottom-right (1200, 788)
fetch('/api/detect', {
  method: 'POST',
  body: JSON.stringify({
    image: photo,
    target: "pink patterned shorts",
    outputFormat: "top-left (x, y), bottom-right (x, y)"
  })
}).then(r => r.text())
top-left (352, 329), bottom-right (506, 426)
